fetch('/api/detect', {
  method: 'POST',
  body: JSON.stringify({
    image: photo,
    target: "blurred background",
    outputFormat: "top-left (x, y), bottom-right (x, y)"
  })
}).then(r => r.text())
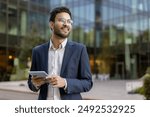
top-left (0, 0), bottom-right (150, 82)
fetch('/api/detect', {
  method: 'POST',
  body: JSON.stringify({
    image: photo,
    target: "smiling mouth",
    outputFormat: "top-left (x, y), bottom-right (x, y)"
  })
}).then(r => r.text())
top-left (62, 27), bottom-right (69, 33)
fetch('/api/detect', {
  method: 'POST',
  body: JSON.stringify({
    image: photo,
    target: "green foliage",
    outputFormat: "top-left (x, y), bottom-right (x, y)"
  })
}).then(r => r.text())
top-left (134, 87), bottom-right (144, 95)
top-left (135, 75), bottom-right (150, 100)
top-left (19, 35), bottom-right (46, 68)
top-left (143, 76), bottom-right (150, 100)
top-left (135, 67), bottom-right (150, 99)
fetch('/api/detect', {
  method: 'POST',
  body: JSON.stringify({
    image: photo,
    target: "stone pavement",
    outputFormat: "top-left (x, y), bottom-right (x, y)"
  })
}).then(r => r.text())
top-left (0, 79), bottom-right (144, 100)
top-left (82, 79), bottom-right (144, 100)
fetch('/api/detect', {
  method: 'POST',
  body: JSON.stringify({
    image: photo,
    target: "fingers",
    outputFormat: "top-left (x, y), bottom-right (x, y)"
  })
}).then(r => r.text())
top-left (46, 75), bottom-right (65, 88)
top-left (50, 76), bottom-right (59, 86)
top-left (49, 78), bottom-right (57, 85)
top-left (31, 76), bottom-right (46, 86)
top-left (47, 76), bottom-right (59, 86)
top-left (32, 76), bottom-right (45, 80)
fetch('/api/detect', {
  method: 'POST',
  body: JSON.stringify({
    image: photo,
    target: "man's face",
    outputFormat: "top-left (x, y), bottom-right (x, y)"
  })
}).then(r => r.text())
top-left (51, 12), bottom-right (73, 38)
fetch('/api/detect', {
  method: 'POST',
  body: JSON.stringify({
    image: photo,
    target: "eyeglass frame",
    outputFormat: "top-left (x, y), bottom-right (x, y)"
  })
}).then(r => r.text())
top-left (56, 17), bottom-right (73, 25)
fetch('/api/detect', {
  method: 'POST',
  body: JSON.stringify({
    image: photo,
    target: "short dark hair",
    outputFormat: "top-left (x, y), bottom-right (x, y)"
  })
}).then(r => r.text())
top-left (49, 6), bottom-right (72, 22)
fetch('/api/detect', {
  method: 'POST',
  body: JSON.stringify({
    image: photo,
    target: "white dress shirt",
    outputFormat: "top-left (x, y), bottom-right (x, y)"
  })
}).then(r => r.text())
top-left (47, 39), bottom-right (67, 100)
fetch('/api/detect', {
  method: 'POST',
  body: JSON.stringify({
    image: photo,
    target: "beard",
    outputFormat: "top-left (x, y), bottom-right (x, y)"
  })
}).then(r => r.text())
top-left (53, 25), bottom-right (71, 39)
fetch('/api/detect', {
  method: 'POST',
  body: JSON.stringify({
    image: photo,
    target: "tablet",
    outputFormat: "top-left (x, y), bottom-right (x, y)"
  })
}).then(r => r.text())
top-left (29, 71), bottom-right (48, 77)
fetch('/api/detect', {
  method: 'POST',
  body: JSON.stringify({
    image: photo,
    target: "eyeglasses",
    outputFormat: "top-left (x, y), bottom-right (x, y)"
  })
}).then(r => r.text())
top-left (57, 18), bottom-right (73, 25)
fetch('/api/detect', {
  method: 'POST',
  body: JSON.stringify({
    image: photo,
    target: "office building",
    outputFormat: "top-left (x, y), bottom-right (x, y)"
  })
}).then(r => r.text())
top-left (0, 0), bottom-right (150, 80)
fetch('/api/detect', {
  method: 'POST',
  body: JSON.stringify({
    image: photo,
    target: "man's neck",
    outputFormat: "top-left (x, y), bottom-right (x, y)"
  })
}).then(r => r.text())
top-left (51, 35), bottom-right (65, 49)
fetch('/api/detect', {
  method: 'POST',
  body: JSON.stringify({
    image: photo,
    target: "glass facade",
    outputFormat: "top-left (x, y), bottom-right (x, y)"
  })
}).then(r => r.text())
top-left (0, 0), bottom-right (50, 81)
top-left (0, 0), bottom-right (150, 81)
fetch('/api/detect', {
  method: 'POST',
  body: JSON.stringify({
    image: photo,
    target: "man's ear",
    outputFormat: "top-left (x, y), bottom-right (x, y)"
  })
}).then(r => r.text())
top-left (49, 21), bottom-right (54, 31)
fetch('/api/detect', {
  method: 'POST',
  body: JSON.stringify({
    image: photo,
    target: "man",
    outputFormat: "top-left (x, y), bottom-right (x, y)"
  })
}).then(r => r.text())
top-left (28, 6), bottom-right (93, 100)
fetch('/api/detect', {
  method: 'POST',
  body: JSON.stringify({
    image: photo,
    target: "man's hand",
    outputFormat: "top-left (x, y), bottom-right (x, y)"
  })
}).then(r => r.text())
top-left (46, 75), bottom-right (66, 88)
top-left (31, 76), bottom-right (46, 87)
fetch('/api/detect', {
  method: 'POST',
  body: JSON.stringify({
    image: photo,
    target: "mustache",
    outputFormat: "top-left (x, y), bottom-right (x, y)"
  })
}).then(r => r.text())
top-left (62, 24), bottom-right (70, 28)
top-left (61, 25), bottom-right (70, 30)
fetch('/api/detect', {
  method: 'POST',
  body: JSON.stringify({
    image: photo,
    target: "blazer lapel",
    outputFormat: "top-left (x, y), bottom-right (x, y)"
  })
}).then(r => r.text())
top-left (43, 42), bottom-right (49, 73)
top-left (60, 40), bottom-right (74, 76)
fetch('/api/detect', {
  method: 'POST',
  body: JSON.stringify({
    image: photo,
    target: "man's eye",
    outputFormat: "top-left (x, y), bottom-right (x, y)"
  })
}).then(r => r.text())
top-left (57, 18), bottom-right (73, 24)
top-left (58, 18), bottom-right (65, 22)
top-left (67, 20), bottom-right (71, 23)
top-left (60, 19), bottom-right (64, 21)
top-left (68, 20), bottom-right (73, 24)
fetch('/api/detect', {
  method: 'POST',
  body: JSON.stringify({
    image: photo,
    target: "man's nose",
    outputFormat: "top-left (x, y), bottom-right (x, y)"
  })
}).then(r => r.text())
top-left (63, 22), bottom-right (69, 27)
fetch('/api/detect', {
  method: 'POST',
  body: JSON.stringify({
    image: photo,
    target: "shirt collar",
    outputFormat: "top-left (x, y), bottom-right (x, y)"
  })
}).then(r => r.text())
top-left (49, 38), bottom-right (67, 50)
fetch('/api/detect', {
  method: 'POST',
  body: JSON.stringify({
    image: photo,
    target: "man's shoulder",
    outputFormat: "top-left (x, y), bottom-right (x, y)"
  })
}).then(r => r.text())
top-left (68, 40), bottom-right (85, 48)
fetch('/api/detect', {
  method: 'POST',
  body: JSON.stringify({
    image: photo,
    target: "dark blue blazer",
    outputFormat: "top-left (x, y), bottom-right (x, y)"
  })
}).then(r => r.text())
top-left (28, 40), bottom-right (93, 100)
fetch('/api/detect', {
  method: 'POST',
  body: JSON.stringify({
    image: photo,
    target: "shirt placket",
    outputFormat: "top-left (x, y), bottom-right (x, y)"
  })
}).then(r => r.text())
top-left (53, 48), bottom-right (60, 100)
